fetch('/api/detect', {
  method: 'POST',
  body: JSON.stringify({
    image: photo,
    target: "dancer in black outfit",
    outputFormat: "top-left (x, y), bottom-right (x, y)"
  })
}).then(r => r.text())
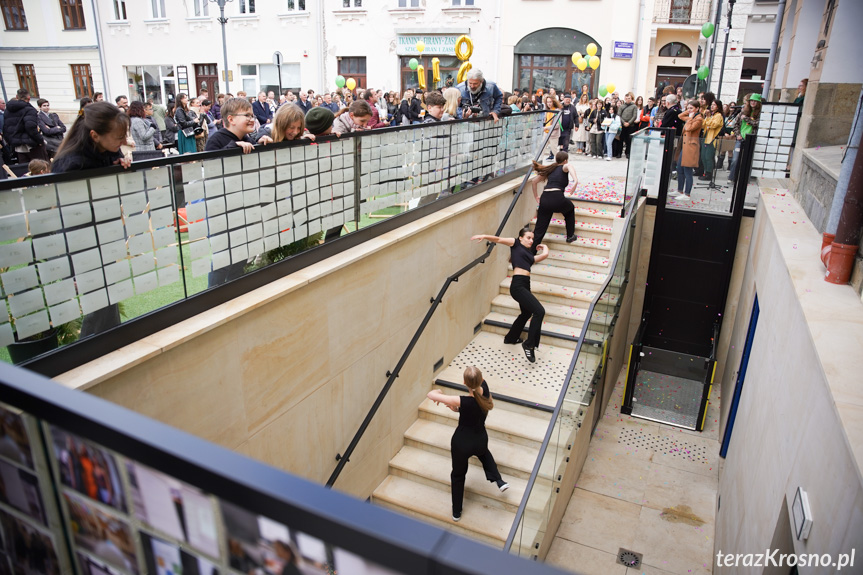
top-left (471, 228), bottom-right (549, 362)
top-left (427, 366), bottom-right (509, 522)
top-left (531, 151), bottom-right (579, 251)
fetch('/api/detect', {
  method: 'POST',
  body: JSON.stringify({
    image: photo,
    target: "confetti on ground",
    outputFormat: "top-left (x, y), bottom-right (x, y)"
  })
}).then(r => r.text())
top-left (567, 177), bottom-right (625, 204)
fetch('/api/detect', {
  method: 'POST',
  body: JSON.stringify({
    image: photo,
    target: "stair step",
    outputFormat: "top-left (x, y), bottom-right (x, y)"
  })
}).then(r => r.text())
top-left (528, 216), bottom-right (612, 240)
top-left (432, 382), bottom-right (554, 417)
top-left (372, 475), bottom-right (513, 547)
top-left (564, 195), bottom-right (624, 214)
top-left (513, 263), bottom-right (608, 290)
top-left (388, 446), bottom-right (548, 514)
top-left (499, 277), bottom-right (618, 311)
top-left (403, 419), bottom-right (557, 481)
top-left (491, 294), bottom-right (613, 330)
top-left (418, 398), bottom-right (551, 448)
top-left (540, 232), bottom-right (611, 256)
top-left (481, 312), bottom-right (606, 351)
top-left (543, 250), bottom-right (611, 272)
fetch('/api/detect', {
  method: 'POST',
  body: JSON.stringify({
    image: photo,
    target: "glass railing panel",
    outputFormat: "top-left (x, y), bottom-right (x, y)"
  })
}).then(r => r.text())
top-left (0, 113), bottom-right (547, 366)
top-left (665, 135), bottom-right (739, 214)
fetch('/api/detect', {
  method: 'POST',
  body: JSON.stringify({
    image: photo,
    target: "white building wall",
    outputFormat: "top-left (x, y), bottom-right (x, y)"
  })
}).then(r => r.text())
top-left (96, 0), bottom-right (321, 102)
top-left (818, 0), bottom-right (863, 84)
top-left (0, 0), bottom-right (103, 118)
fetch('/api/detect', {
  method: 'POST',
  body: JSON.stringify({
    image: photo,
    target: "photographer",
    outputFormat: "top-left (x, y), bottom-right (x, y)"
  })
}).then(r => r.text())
top-left (457, 69), bottom-right (503, 122)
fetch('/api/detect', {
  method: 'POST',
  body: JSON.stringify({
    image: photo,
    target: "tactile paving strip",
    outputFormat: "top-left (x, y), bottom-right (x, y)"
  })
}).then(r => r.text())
top-left (450, 340), bottom-right (570, 395)
top-left (617, 428), bottom-right (710, 464)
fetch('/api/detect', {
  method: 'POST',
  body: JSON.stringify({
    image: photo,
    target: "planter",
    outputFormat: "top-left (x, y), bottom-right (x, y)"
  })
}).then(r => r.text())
top-left (8, 329), bottom-right (59, 364)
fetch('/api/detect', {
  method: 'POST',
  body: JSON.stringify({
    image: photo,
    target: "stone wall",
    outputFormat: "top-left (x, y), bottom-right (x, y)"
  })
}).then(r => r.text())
top-left (793, 147), bottom-right (840, 233)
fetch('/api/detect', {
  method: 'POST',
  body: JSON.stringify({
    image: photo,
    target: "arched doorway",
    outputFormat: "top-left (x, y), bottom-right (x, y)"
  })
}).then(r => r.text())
top-left (513, 28), bottom-right (602, 97)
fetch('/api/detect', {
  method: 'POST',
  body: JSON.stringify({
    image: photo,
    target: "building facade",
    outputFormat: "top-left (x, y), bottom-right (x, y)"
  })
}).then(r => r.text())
top-left (0, 0), bottom-right (105, 118)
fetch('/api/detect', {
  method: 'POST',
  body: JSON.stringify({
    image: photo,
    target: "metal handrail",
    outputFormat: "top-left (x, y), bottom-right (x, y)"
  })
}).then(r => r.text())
top-left (326, 111), bottom-right (561, 487)
top-left (503, 147), bottom-right (643, 552)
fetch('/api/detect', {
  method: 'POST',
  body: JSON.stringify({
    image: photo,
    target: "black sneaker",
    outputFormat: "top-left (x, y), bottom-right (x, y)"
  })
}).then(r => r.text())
top-left (503, 337), bottom-right (524, 345)
top-left (522, 342), bottom-right (536, 363)
top-left (452, 510), bottom-right (461, 522)
top-left (565, 234), bottom-right (578, 244)
top-left (498, 481), bottom-right (510, 493)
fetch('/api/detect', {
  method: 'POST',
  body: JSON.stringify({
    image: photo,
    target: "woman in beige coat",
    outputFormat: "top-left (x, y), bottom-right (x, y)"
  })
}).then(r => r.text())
top-left (673, 100), bottom-right (703, 200)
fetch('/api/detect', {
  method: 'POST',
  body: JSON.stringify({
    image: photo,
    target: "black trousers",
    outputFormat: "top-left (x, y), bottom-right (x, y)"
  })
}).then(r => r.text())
top-left (532, 190), bottom-right (575, 249)
top-left (621, 124), bottom-right (635, 157)
top-left (558, 129), bottom-right (572, 150)
top-left (451, 427), bottom-right (503, 515)
top-left (505, 275), bottom-right (545, 349)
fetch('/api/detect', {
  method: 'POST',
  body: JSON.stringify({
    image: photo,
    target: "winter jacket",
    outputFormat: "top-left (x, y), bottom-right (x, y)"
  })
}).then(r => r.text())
top-left (5, 99), bottom-right (43, 148)
top-left (619, 102), bottom-right (638, 126)
top-left (37, 111), bottom-right (66, 152)
top-left (680, 112), bottom-right (703, 168)
top-left (332, 112), bottom-right (365, 135)
top-left (661, 104), bottom-right (684, 136)
top-left (368, 105), bottom-right (388, 129)
top-left (457, 79), bottom-right (503, 116)
top-left (174, 106), bottom-right (198, 130)
top-left (702, 111), bottom-right (724, 145)
top-left (130, 117), bottom-right (157, 151)
top-left (252, 100), bottom-right (273, 126)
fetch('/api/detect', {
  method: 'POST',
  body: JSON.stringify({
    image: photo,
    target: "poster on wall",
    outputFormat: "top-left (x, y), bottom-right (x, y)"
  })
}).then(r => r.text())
top-left (76, 552), bottom-right (126, 575)
top-left (126, 462), bottom-right (220, 559)
top-left (0, 459), bottom-right (47, 525)
top-left (49, 427), bottom-right (127, 513)
top-left (0, 406), bottom-right (34, 470)
top-left (139, 532), bottom-right (219, 575)
top-left (0, 508), bottom-right (61, 575)
top-left (62, 492), bottom-right (138, 574)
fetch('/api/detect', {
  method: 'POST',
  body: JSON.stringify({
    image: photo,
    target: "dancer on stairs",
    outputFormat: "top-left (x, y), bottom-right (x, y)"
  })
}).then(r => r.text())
top-left (471, 228), bottom-right (548, 363)
top-left (530, 151), bottom-right (578, 251)
top-left (427, 366), bottom-right (509, 523)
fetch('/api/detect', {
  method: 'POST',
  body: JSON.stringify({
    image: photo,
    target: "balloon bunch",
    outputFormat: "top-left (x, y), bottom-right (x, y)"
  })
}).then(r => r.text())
top-left (572, 43), bottom-right (601, 72)
top-left (335, 75), bottom-right (357, 91)
top-left (455, 35), bottom-right (474, 84)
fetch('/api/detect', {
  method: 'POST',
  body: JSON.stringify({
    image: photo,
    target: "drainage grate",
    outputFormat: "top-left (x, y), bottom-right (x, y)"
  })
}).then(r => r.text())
top-left (616, 548), bottom-right (642, 568)
top-left (618, 428), bottom-right (710, 464)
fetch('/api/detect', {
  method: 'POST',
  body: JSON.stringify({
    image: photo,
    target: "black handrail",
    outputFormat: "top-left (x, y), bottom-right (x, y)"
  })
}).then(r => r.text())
top-left (326, 112), bottom-right (561, 487)
top-left (503, 143), bottom-right (645, 552)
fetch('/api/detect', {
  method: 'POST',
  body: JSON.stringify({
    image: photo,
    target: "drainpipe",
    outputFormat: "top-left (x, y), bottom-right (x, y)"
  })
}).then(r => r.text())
top-left (90, 0), bottom-right (111, 101)
top-left (761, 0), bottom-right (786, 100)
top-left (821, 88), bottom-right (863, 284)
top-left (706, 0), bottom-right (722, 91)
top-left (632, 0), bottom-right (646, 94)
top-left (0, 68), bottom-right (7, 101)
top-left (317, 1), bottom-right (326, 90)
top-left (493, 0), bottom-right (502, 81)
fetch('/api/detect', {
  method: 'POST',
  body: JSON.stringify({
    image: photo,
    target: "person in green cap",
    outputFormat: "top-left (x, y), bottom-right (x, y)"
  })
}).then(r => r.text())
top-left (728, 93), bottom-right (761, 181)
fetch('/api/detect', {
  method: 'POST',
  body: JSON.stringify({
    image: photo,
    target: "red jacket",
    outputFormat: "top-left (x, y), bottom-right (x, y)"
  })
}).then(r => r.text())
top-left (369, 105), bottom-right (388, 129)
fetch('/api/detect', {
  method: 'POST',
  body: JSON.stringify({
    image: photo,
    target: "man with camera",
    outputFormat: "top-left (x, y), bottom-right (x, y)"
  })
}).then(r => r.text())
top-left (457, 69), bottom-right (503, 122)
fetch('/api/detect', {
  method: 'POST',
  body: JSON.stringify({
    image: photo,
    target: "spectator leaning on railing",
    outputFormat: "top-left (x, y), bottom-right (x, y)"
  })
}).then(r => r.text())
top-left (458, 69), bottom-right (503, 122)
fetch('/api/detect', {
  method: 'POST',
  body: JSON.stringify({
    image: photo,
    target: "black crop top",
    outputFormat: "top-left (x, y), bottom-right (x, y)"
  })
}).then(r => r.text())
top-left (545, 165), bottom-right (568, 191)
top-left (458, 380), bottom-right (491, 430)
top-left (510, 240), bottom-right (535, 272)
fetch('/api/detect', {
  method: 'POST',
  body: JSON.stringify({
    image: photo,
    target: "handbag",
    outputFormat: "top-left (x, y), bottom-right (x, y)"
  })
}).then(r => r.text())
top-left (182, 126), bottom-right (203, 138)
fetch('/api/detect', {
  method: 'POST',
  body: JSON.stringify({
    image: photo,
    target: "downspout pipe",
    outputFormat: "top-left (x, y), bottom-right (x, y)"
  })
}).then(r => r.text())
top-left (706, 0), bottom-right (723, 91)
top-left (493, 0), bottom-right (502, 82)
top-left (821, 88), bottom-right (863, 284)
top-left (632, 0), bottom-right (646, 94)
top-left (91, 0), bottom-right (111, 101)
top-left (761, 0), bottom-right (786, 100)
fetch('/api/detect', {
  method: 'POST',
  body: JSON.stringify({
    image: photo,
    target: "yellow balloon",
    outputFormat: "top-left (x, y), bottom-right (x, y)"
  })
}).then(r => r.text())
top-left (417, 65), bottom-right (427, 90)
top-left (455, 35), bottom-right (473, 61)
top-left (571, 52), bottom-right (583, 65)
top-left (576, 57), bottom-right (588, 71)
top-left (457, 61), bottom-right (472, 84)
top-left (431, 57), bottom-right (441, 83)
top-left (416, 41), bottom-right (425, 53)
top-left (346, 78), bottom-right (356, 91)
top-left (586, 43), bottom-right (598, 57)
top-left (589, 55), bottom-right (600, 70)
top-left (607, 83), bottom-right (616, 93)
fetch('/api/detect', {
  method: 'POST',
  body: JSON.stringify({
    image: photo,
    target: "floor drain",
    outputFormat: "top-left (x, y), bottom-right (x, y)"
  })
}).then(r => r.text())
top-left (616, 548), bottom-right (642, 568)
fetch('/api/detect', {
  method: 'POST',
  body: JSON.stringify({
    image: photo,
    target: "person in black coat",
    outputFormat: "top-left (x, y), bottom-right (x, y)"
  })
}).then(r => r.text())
top-left (36, 98), bottom-right (67, 158)
top-left (661, 94), bottom-right (684, 136)
top-left (296, 91), bottom-right (313, 114)
top-left (252, 91), bottom-right (273, 126)
top-left (4, 89), bottom-right (48, 162)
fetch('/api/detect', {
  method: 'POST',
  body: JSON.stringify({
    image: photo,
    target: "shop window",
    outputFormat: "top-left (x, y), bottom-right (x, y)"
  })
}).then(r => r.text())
top-left (658, 42), bottom-right (692, 58)
top-left (1, 0), bottom-right (27, 29)
top-left (126, 65), bottom-right (175, 105)
top-left (15, 64), bottom-right (39, 97)
top-left (399, 55), bottom-right (460, 93)
top-left (71, 64), bottom-right (94, 99)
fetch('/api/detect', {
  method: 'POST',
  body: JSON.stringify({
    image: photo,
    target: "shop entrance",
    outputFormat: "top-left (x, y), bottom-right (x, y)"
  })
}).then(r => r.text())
top-left (513, 28), bottom-right (601, 98)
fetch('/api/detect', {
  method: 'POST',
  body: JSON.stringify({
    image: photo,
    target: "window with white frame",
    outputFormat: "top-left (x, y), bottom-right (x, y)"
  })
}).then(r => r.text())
top-left (452, 0), bottom-right (475, 5)
top-left (149, 0), bottom-right (166, 18)
top-left (286, 0), bottom-right (305, 9)
top-left (342, 0), bottom-right (362, 7)
top-left (398, 0), bottom-right (419, 7)
top-left (239, 63), bottom-right (301, 96)
top-left (239, 0), bottom-right (255, 13)
top-left (192, 0), bottom-right (208, 16)
top-left (112, 0), bottom-right (126, 20)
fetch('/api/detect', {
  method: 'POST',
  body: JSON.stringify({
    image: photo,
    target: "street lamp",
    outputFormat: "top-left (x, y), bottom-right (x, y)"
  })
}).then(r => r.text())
top-left (716, 0), bottom-right (736, 102)
top-left (210, 0), bottom-right (233, 93)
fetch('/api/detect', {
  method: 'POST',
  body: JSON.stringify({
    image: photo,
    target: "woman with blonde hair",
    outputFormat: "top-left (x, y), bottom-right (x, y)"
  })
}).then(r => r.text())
top-left (427, 366), bottom-right (509, 522)
top-left (255, 103), bottom-right (313, 143)
top-left (443, 87), bottom-right (462, 120)
top-left (543, 94), bottom-right (561, 160)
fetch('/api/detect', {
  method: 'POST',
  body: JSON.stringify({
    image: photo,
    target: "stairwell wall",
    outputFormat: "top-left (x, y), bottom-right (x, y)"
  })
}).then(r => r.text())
top-left (54, 176), bottom-right (537, 501)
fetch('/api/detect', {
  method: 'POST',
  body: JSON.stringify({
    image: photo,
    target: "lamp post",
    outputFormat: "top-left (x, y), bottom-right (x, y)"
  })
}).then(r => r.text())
top-left (210, 0), bottom-right (233, 93)
top-left (716, 0), bottom-right (736, 103)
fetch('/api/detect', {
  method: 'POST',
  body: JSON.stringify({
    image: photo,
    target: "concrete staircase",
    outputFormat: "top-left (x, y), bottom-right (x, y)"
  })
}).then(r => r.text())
top-left (371, 195), bottom-right (622, 549)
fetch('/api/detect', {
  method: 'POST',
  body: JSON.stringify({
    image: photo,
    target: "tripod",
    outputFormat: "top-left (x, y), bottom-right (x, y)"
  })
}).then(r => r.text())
top-left (694, 142), bottom-right (725, 192)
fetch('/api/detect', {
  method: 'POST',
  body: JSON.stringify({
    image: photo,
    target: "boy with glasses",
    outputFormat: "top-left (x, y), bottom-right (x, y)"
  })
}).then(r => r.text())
top-left (205, 97), bottom-right (269, 153)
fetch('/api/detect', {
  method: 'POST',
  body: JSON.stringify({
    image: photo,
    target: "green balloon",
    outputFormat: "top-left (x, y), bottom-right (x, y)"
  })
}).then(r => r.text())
top-left (599, 84), bottom-right (608, 98)
top-left (697, 65), bottom-right (709, 80)
top-left (335, 75), bottom-right (346, 88)
top-left (701, 22), bottom-right (715, 38)
top-left (409, 58), bottom-right (419, 70)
